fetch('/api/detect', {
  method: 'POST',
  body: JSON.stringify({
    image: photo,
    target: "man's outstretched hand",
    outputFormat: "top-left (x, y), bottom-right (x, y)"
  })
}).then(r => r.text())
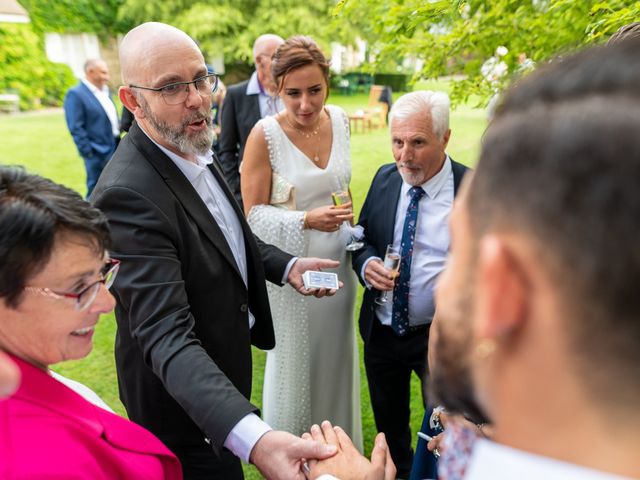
top-left (250, 430), bottom-right (338, 480)
top-left (287, 257), bottom-right (342, 298)
top-left (302, 421), bottom-right (396, 480)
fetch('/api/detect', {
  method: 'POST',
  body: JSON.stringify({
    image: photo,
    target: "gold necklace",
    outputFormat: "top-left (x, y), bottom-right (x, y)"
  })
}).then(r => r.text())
top-left (285, 112), bottom-right (323, 139)
top-left (284, 111), bottom-right (325, 163)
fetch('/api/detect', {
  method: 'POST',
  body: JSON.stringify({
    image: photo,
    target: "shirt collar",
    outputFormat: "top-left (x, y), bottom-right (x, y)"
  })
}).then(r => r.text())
top-left (466, 439), bottom-right (629, 480)
top-left (137, 124), bottom-right (213, 183)
top-left (401, 154), bottom-right (452, 200)
top-left (82, 78), bottom-right (107, 95)
top-left (246, 71), bottom-right (263, 96)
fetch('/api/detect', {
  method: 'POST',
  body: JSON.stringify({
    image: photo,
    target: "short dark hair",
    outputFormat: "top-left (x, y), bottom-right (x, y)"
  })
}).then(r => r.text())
top-left (0, 166), bottom-right (111, 308)
top-left (468, 41), bottom-right (640, 406)
top-left (608, 21), bottom-right (640, 45)
top-left (271, 35), bottom-right (330, 93)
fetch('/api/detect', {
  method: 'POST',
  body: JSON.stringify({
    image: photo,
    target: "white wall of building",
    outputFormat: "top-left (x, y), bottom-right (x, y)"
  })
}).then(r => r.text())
top-left (45, 33), bottom-right (101, 79)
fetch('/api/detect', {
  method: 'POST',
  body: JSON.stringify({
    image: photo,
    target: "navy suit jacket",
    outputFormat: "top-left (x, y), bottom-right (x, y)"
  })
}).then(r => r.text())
top-left (352, 159), bottom-right (469, 344)
top-left (64, 82), bottom-right (117, 159)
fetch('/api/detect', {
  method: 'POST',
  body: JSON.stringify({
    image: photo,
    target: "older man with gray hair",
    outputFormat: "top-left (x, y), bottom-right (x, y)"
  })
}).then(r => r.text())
top-left (218, 33), bottom-right (285, 205)
top-left (352, 90), bottom-right (469, 478)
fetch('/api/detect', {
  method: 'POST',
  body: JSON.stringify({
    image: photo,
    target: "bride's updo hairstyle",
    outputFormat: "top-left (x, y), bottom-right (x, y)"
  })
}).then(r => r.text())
top-left (271, 35), bottom-right (331, 94)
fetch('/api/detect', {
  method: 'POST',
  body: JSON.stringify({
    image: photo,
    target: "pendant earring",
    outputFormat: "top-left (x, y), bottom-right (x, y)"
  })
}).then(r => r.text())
top-left (475, 338), bottom-right (497, 359)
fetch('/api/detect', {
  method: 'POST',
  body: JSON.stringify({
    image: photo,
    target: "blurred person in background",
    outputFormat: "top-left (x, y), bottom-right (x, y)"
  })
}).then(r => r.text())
top-left (64, 59), bottom-right (120, 198)
top-left (219, 34), bottom-right (284, 206)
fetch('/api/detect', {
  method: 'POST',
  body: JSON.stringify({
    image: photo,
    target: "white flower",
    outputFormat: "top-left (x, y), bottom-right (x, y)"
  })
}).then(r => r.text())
top-left (496, 46), bottom-right (509, 57)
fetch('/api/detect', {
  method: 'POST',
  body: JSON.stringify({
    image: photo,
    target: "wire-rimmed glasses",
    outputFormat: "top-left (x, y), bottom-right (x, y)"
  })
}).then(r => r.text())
top-left (129, 73), bottom-right (219, 105)
top-left (23, 258), bottom-right (120, 311)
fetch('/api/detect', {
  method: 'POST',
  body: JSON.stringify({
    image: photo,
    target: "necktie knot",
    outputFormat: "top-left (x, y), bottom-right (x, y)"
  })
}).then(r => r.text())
top-left (410, 186), bottom-right (425, 201)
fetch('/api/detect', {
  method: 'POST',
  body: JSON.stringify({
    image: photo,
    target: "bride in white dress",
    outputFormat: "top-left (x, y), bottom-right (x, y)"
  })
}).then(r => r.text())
top-left (241, 35), bottom-right (362, 449)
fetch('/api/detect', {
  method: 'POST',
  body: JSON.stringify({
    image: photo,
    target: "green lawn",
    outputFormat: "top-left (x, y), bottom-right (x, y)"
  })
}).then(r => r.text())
top-left (0, 86), bottom-right (485, 479)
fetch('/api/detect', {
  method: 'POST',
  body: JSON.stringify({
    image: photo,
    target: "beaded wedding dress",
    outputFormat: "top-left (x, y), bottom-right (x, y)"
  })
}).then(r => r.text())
top-left (248, 105), bottom-right (362, 448)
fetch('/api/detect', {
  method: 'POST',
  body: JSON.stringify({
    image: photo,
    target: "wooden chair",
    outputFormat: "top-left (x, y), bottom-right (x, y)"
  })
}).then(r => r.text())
top-left (365, 85), bottom-right (388, 128)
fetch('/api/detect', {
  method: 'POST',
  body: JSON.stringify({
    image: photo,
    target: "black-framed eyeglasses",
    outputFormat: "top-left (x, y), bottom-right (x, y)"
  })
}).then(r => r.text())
top-left (23, 259), bottom-right (120, 311)
top-left (129, 74), bottom-right (219, 105)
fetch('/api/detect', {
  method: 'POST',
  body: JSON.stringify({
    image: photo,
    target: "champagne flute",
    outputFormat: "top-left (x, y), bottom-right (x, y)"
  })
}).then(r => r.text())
top-left (330, 175), bottom-right (364, 251)
top-left (375, 244), bottom-right (401, 305)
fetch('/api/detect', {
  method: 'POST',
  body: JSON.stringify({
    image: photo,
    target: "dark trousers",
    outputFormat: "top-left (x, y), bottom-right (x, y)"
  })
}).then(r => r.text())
top-left (172, 444), bottom-right (243, 480)
top-left (364, 319), bottom-right (430, 478)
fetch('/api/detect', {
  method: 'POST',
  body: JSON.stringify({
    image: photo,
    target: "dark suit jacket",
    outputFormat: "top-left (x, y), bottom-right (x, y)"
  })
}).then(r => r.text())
top-left (64, 82), bottom-right (117, 159)
top-left (91, 123), bottom-right (292, 454)
top-left (352, 159), bottom-right (469, 343)
top-left (217, 78), bottom-right (260, 204)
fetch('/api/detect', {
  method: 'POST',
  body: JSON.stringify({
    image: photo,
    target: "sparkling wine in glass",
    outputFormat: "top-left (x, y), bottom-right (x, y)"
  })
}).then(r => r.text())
top-left (331, 177), bottom-right (364, 251)
top-left (375, 245), bottom-right (401, 305)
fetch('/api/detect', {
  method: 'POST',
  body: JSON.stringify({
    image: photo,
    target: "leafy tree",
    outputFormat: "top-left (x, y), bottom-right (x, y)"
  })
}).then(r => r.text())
top-left (0, 23), bottom-right (75, 110)
top-left (334, 0), bottom-right (640, 105)
top-left (116, 0), bottom-right (352, 65)
top-left (19, 0), bottom-right (126, 40)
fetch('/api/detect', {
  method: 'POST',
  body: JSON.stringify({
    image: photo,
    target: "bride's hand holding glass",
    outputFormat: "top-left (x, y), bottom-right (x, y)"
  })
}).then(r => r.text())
top-left (304, 204), bottom-right (354, 232)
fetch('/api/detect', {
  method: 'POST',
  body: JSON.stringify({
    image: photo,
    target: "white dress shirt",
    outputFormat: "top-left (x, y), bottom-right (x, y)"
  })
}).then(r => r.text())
top-left (81, 78), bottom-right (120, 137)
top-left (316, 438), bottom-right (631, 480)
top-left (362, 156), bottom-right (454, 327)
top-left (465, 439), bottom-right (633, 480)
top-left (246, 71), bottom-right (284, 118)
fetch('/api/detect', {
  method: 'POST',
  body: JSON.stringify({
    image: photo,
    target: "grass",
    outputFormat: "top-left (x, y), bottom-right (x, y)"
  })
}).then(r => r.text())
top-left (0, 83), bottom-right (485, 478)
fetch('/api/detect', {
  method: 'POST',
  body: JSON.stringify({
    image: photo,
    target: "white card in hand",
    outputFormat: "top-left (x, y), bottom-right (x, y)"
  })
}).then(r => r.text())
top-left (302, 271), bottom-right (339, 290)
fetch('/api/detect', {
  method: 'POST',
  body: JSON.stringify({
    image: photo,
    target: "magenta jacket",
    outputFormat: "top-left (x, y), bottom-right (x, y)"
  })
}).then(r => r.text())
top-left (0, 355), bottom-right (182, 479)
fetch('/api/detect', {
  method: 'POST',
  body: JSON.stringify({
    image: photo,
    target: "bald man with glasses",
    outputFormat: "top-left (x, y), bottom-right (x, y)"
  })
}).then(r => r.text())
top-left (91, 22), bottom-right (340, 480)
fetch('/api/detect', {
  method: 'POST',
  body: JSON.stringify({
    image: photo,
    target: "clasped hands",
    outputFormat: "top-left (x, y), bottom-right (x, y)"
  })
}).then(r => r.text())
top-left (301, 421), bottom-right (396, 480)
top-left (249, 422), bottom-right (395, 480)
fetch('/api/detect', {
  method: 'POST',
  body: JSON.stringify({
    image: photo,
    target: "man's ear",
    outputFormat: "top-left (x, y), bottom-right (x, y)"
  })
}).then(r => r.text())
top-left (442, 129), bottom-right (452, 150)
top-left (119, 86), bottom-right (144, 119)
top-left (475, 235), bottom-right (529, 341)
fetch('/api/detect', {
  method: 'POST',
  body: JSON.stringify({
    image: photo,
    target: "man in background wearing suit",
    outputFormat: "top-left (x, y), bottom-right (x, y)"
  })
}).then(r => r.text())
top-left (92, 22), bottom-right (337, 480)
top-left (64, 59), bottom-right (120, 197)
top-left (352, 91), bottom-right (468, 479)
top-left (218, 34), bottom-right (284, 205)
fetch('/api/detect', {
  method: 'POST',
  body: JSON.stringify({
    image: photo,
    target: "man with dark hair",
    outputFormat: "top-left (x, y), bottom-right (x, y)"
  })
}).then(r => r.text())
top-left (64, 59), bottom-right (120, 197)
top-left (608, 21), bottom-right (640, 45)
top-left (432, 39), bottom-right (640, 479)
top-left (218, 34), bottom-right (284, 205)
top-left (92, 22), bottom-right (339, 480)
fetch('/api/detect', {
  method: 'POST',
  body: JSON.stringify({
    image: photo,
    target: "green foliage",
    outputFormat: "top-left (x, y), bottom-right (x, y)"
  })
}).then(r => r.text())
top-left (116, 0), bottom-right (355, 65)
top-left (335, 0), bottom-right (640, 105)
top-left (0, 23), bottom-right (75, 110)
top-left (19, 0), bottom-right (126, 39)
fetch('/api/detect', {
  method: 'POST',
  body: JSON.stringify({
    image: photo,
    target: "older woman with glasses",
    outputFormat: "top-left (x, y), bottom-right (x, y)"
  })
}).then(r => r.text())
top-left (0, 166), bottom-right (182, 479)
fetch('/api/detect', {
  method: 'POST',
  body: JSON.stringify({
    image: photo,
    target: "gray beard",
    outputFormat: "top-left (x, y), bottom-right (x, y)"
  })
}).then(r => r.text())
top-left (139, 100), bottom-right (213, 156)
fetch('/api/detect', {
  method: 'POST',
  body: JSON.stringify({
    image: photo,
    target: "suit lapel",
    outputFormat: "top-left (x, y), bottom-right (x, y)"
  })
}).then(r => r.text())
top-left (244, 92), bottom-right (261, 126)
top-left (79, 82), bottom-right (111, 123)
top-left (12, 356), bottom-right (177, 459)
top-left (384, 169), bottom-right (403, 246)
top-left (128, 125), bottom-right (243, 280)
